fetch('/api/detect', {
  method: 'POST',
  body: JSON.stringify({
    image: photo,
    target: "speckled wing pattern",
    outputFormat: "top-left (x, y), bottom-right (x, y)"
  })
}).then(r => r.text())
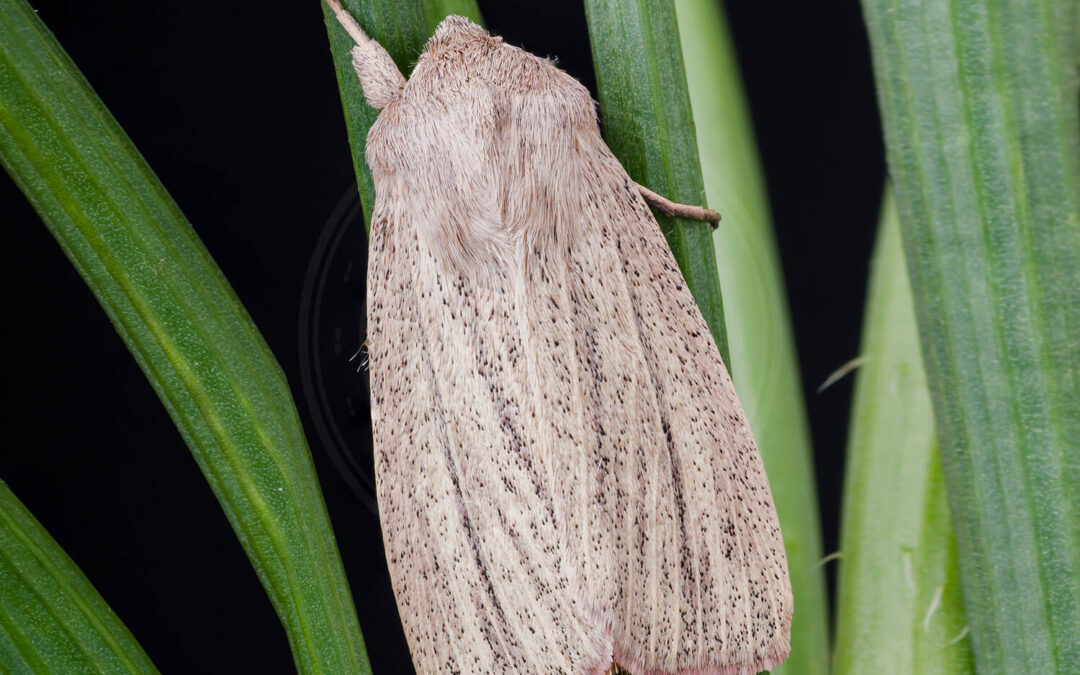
top-left (362, 15), bottom-right (791, 675)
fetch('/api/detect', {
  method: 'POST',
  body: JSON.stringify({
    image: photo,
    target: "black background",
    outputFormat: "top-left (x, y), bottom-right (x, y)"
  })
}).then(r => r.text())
top-left (1, 1), bottom-right (883, 672)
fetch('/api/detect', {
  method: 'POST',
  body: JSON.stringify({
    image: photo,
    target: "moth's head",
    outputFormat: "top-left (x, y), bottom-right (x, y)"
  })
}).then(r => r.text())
top-left (344, 13), bottom-right (498, 113)
top-left (359, 6), bottom-right (602, 270)
top-left (411, 15), bottom-right (510, 77)
top-left (427, 15), bottom-right (491, 48)
top-left (363, 8), bottom-right (597, 182)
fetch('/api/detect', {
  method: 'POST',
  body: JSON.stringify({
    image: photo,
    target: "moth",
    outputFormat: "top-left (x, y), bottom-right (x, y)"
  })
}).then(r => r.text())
top-left (326, 2), bottom-right (792, 673)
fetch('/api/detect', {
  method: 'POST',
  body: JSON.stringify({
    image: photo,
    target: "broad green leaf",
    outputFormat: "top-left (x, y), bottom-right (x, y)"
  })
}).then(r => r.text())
top-left (0, 480), bottom-right (157, 674)
top-left (321, 0), bottom-right (483, 231)
top-left (674, 1), bottom-right (828, 672)
top-left (0, 2), bottom-right (368, 672)
top-left (583, 0), bottom-right (729, 365)
top-left (833, 190), bottom-right (972, 674)
top-left (860, 0), bottom-right (1080, 671)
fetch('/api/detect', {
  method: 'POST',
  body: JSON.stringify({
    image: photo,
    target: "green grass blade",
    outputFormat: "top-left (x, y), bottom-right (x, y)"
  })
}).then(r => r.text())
top-left (860, 0), bottom-right (1080, 671)
top-left (674, 1), bottom-right (828, 672)
top-left (421, 0), bottom-right (483, 31)
top-left (583, 0), bottom-right (729, 365)
top-left (0, 2), bottom-right (368, 672)
top-left (321, 0), bottom-right (483, 231)
top-left (833, 190), bottom-right (972, 675)
top-left (0, 480), bottom-right (158, 674)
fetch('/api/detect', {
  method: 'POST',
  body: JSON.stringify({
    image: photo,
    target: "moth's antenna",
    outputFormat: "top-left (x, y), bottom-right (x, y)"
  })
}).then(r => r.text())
top-left (325, 0), bottom-right (371, 48)
top-left (324, 0), bottom-right (406, 110)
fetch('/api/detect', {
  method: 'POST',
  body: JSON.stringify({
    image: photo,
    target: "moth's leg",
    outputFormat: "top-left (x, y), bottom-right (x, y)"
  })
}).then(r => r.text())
top-left (326, 0), bottom-right (406, 110)
top-left (635, 182), bottom-right (721, 229)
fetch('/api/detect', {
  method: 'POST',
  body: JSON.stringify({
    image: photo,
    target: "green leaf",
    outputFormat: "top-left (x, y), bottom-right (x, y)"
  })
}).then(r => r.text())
top-left (321, 0), bottom-right (484, 231)
top-left (0, 2), bottom-right (368, 672)
top-left (833, 189), bottom-right (972, 674)
top-left (0, 480), bottom-right (157, 674)
top-left (860, 0), bottom-right (1080, 671)
top-left (673, 1), bottom-right (828, 673)
top-left (421, 0), bottom-right (483, 32)
top-left (583, 0), bottom-right (729, 365)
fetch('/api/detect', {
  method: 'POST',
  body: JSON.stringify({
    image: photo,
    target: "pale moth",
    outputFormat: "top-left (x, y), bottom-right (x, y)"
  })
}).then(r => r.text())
top-left (326, 2), bottom-right (792, 673)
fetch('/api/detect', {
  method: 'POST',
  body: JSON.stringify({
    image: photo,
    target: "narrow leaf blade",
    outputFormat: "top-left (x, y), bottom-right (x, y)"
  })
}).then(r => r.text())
top-left (833, 190), bottom-right (972, 674)
top-left (860, 0), bottom-right (1080, 671)
top-left (0, 480), bottom-right (158, 675)
top-left (583, 0), bottom-right (729, 364)
top-left (0, 2), bottom-right (369, 672)
top-left (674, 0), bottom-right (828, 672)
